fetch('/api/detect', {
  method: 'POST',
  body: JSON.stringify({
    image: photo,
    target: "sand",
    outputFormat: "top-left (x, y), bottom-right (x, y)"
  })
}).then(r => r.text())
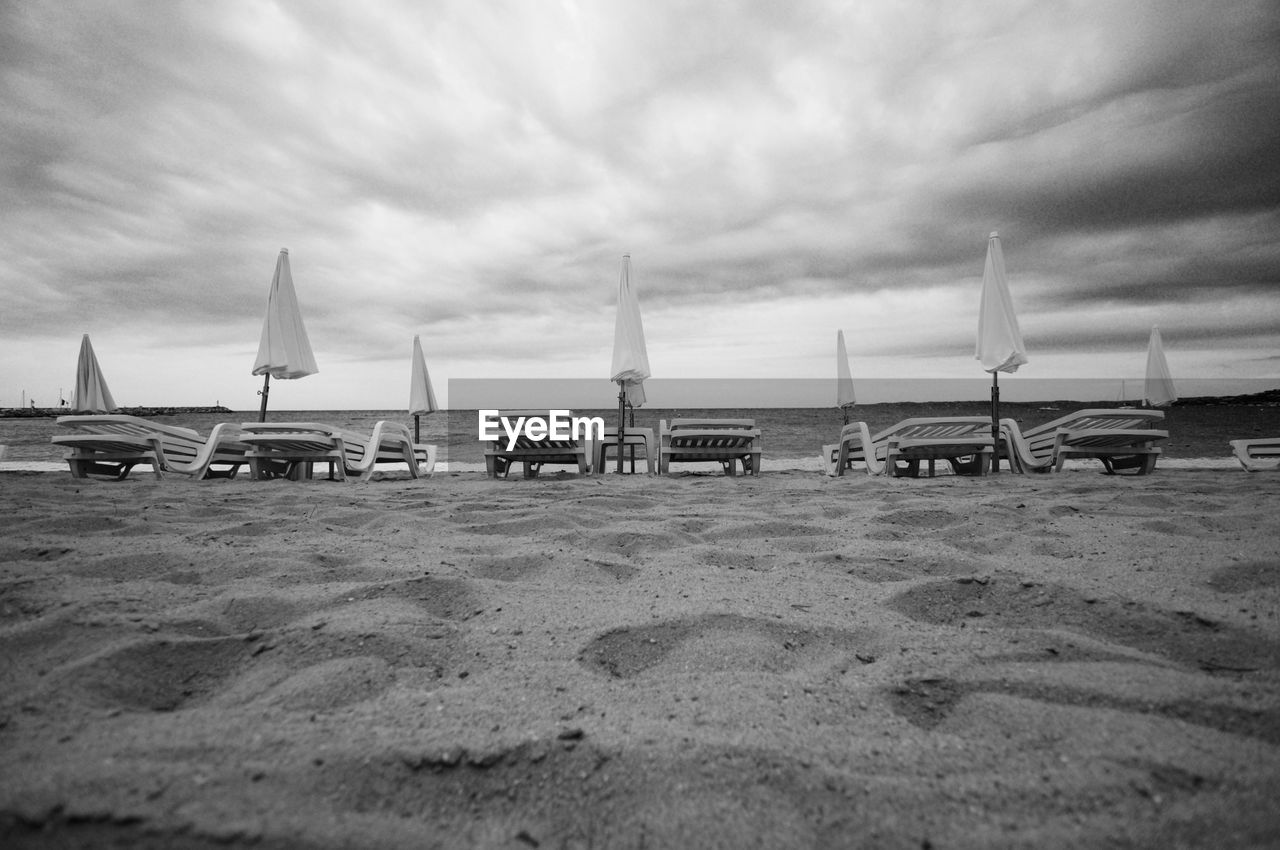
top-left (1, 468), bottom-right (1278, 849)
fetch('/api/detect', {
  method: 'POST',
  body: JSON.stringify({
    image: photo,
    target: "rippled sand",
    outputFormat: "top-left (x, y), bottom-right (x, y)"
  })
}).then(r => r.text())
top-left (2, 468), bottom-right (1278, 848)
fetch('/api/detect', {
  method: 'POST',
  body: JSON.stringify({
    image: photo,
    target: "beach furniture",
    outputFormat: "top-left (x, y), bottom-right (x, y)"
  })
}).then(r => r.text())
top-left (824, 416), bottom-right (993, 477)
top-left (239, 421), bottom-right (421, 482)
top-left (483, 410), bottom-right (591, 478)
top-left (658, 419), bottom-right (761, 476)
top-left (413, 442), bottom-right (439, 477)
top-left (52, 415), bottom-right (250, 480)
top-left (1229, 438), bottom-right (1280, 472)
top-left (999, 409), bottom-right (1167, 474)
top-left (593, 426), bottom-right (656, 475)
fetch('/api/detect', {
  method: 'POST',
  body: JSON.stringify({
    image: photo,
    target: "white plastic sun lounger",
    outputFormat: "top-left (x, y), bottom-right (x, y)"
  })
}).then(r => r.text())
top-left (824, 417), bottom-right (993, 477)
top-left (1000, 409), bottom-right (1167, 474)
top-left (1229, 438), bottom-right (1280, 472)
top-left (239, 421), bottom-right (421, 482)
top-left (53, 415), bottom-right (249, 480)
top-left (658, 419), bottom-right (761, 476)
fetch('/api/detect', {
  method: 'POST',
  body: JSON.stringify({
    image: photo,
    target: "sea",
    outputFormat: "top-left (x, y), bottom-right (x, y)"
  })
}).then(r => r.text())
top-left (2, 402), bottom-right (1274, 473)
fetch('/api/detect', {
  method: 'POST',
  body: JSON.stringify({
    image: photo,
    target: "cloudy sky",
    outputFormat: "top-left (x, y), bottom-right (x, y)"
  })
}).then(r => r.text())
top-left (2, 0), bottom-right (1278, 410)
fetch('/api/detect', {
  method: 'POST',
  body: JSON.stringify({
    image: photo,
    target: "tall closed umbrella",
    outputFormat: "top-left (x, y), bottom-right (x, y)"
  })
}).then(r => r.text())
top-left (409, 334), bottom-right (439, 443)
top-left (71, 333), bottom-right (117, 413)
top-left (975, 232), bottom-right (1028, 472)
top-left (1144, 326), bottom-right (1177, 408)
top-left (610, 254), bottom-right (650, 472)
top-left (252, 248), bottom-right (318, 421)
top-left (835, 329), bottom-right (856, 424)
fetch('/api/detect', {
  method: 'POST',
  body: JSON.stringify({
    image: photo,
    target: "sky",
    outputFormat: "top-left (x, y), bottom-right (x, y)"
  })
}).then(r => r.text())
top-left (2, 0), bottom-right (1278, 410)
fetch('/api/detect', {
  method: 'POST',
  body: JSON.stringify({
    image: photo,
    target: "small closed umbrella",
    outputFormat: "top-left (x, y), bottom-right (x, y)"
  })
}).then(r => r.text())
top-left (975, 232), bottom-right (1028, 472)
top-left (1144, 326), bottom-right (1178, 408)
top-left (836, 329), bottom-right (856, 424)
top-left (409, 334), bottom-right (439, 443)
top-left (71, 333), bottom-right (117, 413)
top-left (252, 248), bottom-right (318, 421)
top-left (610, 254), bottom-right (650, 472)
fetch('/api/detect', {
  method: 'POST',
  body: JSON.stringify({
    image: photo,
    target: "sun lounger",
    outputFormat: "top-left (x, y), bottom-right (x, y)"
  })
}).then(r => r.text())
top-left (414, 443), bottom-right (438, 477)
top-left (999, 409), bottom-right (1167, 474)
top-left (1229, 438), bottom-right (1280, 472)
top-left (483, 410), bottom-right (590, 478)
top-left (239, 421), bottom-right (421, 482)
top-left (824, 416), bottom-right (993, 477)
top-left (658, 419), bottom-right (761, 476)
top-left (53, 415), bottom-right (250, 480)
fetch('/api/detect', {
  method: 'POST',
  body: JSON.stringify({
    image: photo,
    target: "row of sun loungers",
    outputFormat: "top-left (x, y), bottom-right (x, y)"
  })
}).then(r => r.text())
top-left (823, 409), bottom-right (1171, 477)
top-left (51, 415), bottom-right (434, 482)
top-left (45, 411), bottom-right (1277, 480)
top-left (483, 415), bottom-right (762, 478)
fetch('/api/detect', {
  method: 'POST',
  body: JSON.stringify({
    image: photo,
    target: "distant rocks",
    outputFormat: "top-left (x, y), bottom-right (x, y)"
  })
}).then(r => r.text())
top-left (0, 405), bottom-right (234, 419)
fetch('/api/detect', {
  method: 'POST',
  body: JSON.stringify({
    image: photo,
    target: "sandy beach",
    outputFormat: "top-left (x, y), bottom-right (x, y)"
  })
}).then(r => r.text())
top-left (1, 467), bottom-right (1278, 848)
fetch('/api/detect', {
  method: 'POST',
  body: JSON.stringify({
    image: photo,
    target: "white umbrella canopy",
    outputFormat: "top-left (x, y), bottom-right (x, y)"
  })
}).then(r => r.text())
top-left (610, 254), bottom-right (650, 407)
top-left (409, 334), bottom-right (439, 443)
top-left (836, 329), bottom-right (856, 421)
top-left (70, 333), bottom-right (117, 413)
top-left (1144, 326), bottom-right (1178, 407)
top-left (975, 232), bottom-right (1027, 472)
top-left (252, 248), bottom-right (318, 420)
top-left (609, 254), bottom-right (650, 472)
top-left (975, 233), bottom-right (1028, 374)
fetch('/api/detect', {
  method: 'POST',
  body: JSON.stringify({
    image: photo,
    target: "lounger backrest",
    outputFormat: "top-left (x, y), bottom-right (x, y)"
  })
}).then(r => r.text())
top-left (57, 414), bottom-right (209, 464)
top-left (870, 417), bottom-right (991, 444)
top-left (1019, 409), bottom-right (1165, 459)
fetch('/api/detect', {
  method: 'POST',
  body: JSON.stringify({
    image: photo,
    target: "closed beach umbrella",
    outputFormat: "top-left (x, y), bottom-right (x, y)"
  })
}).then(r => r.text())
top-left (409, 334), bottom-right (439, 443)
top-left (836, 329), bottom-right (856, 423)
top-left (252, 248), bottom-right (318, 421)
top-left (975, 231), bottom-right (1028, 471)
top-left (1143, 326), bottom-right (1178, 408)
top-left (71, 333), bottom-right (117, 413)
top-left (610, 254), bottom-right (650, 472)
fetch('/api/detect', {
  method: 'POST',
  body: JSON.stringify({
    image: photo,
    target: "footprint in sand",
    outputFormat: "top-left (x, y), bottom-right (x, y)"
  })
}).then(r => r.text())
top-left (577, 613), bottom-right (877, 678)
top-left (887, 577), bottom-right (1280, 673)
top-left (886, 675), bottom-right (1280, 745)
top-left (1207, 560), bottom-right (1280, 593)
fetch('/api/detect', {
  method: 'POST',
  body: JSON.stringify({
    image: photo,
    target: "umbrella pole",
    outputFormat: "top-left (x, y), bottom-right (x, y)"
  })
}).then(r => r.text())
top-left (258, 374), bottom-right (271, 423)
top-left (990, 372), bottom-right (1000, 473)
top-left (616, 385), bottom-right (626, 474)
top-left (414, 414), bottom-right (421, 444)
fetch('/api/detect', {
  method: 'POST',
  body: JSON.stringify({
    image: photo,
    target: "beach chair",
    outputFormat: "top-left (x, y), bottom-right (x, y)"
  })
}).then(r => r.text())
top-left (52, 415), bottom-right (250, 480)
top-left (658, 419), bottom-right (761, 476)
top-left (239, 421), bottom-right (421, 482)
top-left (824, 417), bottom-right (994, 477)
top-left (1229, 438), bottom-right (1280, 472)
top-left (483, 410), bottom-right (590, 478)
top-left (1000, 409), bottom-right (1167, 474)
top-left (413, 442), bottom-right (439, 477)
